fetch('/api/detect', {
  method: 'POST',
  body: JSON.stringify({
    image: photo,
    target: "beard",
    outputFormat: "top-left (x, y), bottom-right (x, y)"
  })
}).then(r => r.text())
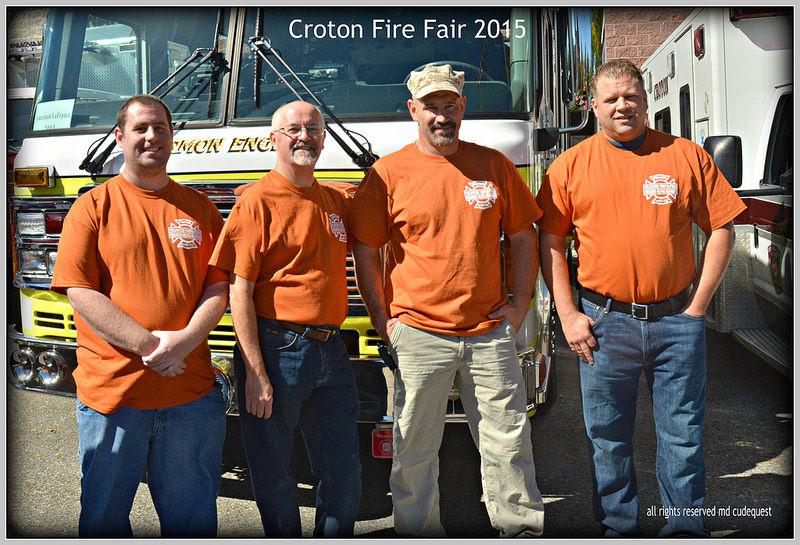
top-left (427, 121), bottom-right (457, 147)
top-left (290, 144), bottom-right (319, 166)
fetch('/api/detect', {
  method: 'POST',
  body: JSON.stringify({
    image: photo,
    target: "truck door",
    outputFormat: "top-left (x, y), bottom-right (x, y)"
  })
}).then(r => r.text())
top-left (750, 91), bottom-right (792, 337)
top-left (673, 27), bottom-right (696, 142)
top-left (671, 27), bottom-right (708, 269)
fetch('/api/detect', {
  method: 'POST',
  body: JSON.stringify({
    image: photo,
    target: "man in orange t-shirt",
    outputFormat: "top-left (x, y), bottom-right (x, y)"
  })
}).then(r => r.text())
top-left (209, 101), bottom-right (360, 537)
top-left (537, 60), bottom-right (746, 538)
top-left (50, 95), bottom-right (228, 538)
top-left (350, 64), bottom-right (544, 537)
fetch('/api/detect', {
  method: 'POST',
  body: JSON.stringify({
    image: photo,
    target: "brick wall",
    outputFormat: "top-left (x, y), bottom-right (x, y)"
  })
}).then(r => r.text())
top-left (8, 9), bottom-right (48, 88)
top-left (604, 8), bottom-right (694, 67)
top-left (8, 8), bottom-right (48, 48)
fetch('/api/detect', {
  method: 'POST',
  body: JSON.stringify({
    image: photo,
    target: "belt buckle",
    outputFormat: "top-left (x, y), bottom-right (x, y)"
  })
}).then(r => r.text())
top-left (631, 303), bottom-right (649, 320)
top-left (302, 326), bottom-right (332, 342)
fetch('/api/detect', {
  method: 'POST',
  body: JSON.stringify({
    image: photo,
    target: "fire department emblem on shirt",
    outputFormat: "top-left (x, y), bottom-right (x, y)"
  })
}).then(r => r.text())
top-left (464, 180), bottom-right (498, 209)
top-left (642, 174), bottom-right (679, 205)
top-left (328, 213), bottom-right (347, 243)
top-left (168, 219), bottom-right (202, 249)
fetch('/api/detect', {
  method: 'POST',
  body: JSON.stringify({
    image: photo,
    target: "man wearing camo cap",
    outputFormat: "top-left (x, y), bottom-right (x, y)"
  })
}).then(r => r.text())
top-left (350, 63), bottom-right (545, 537)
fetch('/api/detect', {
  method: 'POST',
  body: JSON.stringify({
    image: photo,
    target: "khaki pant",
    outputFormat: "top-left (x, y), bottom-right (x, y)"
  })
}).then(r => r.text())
top-left (389, 320), bottom-right (545, 537)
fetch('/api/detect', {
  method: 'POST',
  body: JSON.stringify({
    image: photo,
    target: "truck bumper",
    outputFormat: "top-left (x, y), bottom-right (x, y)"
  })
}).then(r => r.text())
top-left (6, 325), bottom-right (394, 421)
top-left (354, 346), bottom-right (555, 425)
top-left (7, 327), bottom-right (553, 425)
top-left (8, 325), bottom-right (78, 397)
top-left (7, 325), bottom-right (239, 413)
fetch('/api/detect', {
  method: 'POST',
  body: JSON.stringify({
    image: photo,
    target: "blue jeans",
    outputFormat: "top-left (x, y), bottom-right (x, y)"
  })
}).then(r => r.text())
top-left (76, 386), bottom-right (226, 538)
top-left (234, 318), bottom-right (361, 537)
top-left (578, 297), bottom-right (708, 537)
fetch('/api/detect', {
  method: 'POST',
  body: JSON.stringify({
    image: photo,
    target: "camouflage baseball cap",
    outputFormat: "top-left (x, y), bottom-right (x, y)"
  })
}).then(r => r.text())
top-left (407, 63), bottom-right (465, 99)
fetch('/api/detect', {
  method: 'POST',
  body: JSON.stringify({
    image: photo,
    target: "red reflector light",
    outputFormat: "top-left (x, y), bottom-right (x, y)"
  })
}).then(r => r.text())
top-left (7, 151), bottom-right (18, 172)
top-left (693, 25), bottom-right (705, 59)
top-left (371, 428), bottom-right (393, 458)
top-left (45, 213), bottom-right (65, 234)
top-left (538, 357), bottom-right (547, 387)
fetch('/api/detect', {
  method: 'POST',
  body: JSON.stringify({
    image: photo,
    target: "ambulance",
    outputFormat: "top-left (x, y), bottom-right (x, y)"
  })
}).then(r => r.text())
top-left (641, 7), bottom-right (792, 374)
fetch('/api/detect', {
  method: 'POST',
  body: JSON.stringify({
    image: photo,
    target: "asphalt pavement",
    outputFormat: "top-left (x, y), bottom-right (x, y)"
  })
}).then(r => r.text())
top-left (6, 329), bottom-right (793, 538)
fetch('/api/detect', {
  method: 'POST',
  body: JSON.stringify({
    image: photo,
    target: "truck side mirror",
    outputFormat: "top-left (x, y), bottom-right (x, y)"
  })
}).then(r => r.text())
top-left (703, 135), bottom-right (742, 188)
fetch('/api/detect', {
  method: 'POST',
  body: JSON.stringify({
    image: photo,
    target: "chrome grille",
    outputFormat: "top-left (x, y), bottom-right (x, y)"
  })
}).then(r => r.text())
top-left (15, 182), bottom-right (367, 308)
top-left (185, 183), bottom-right (240, 220)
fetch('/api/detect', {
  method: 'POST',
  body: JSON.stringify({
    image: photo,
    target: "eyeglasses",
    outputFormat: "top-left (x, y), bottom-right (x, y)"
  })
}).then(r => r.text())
top-left (273, 125), bottom-right (325, 138)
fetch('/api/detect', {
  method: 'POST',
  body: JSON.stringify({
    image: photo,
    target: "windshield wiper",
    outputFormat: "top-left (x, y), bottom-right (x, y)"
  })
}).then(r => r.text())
top-left (207, 8), bottom-right (225, 118)
top-left (248, 35), bottom-right (378, 171)
top-left (79, 47), bottom-right (227, 179)
top-left (253, 8), bottom-right (263, 110)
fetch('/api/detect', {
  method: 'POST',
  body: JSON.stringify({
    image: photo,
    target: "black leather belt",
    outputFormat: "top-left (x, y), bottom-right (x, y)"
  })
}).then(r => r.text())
top-left (272, 320), bottom-right (338, 342)
top-left (581, 285), bottom-right (693, 321)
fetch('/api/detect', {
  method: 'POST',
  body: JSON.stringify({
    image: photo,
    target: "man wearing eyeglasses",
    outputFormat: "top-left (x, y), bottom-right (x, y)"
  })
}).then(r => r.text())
top-left (210, 101), bottom-right (361, 537)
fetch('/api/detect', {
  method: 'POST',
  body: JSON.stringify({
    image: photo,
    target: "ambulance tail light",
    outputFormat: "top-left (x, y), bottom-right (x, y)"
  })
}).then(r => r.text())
top-left (694, 26), bottom-right (705, 59)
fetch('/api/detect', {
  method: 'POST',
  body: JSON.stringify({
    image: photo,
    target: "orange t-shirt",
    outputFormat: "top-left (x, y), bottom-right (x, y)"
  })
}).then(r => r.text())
top-left (536, 130), bottom-right (747, 302)
top-left (50, 175), bottom-right (228, 413)
top-left (209, 171), bottom-right (350, 326)
top-left (350, 141), bottom-right (543, 336)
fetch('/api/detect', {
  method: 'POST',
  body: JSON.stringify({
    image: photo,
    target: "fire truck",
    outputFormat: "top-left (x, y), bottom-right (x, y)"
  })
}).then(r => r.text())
top-left (640, 7), bottom-right (792, 375)
top-left (8, 7), bottom-right (601, 454)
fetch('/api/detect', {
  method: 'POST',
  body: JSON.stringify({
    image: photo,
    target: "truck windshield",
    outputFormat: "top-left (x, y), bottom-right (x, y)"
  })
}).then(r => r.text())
top-left (234, 7), bottom-right (526, 119)
top-left (31, 8), bottom-right (228, 133)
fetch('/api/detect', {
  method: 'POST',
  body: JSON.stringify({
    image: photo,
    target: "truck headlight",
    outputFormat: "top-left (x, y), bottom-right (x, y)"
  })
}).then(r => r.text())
top-left (37, 350), bottom-right (67, 386)
top-left (46, 251), bottom-right (58, 276)
top-left (10, 348), bottom-right (36, 384)
top-left (19, 250), bottom-right (47, 275)
top-left (211, 355), bottom-right (235, 414)
top-left (16, 212), bottom-right (46, 236)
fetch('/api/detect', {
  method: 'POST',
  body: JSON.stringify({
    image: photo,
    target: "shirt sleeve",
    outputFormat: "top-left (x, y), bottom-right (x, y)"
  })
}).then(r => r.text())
top-left (350, 163), bottom-right (391, 248)
top-left (50, 196), bottom-right (101, 295)
top-left (500, 154), bottom-right (543, 235)
top-left (691, 148), bottom-right (748, 235)
top-left (209, 194), bottom-right (266, 283)
top-left (341, 187), bottom-right (354, 254)
top-left (535, 156), bottom-right (574, 237)
top-left (202, 199), bottom-right (230, 285)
